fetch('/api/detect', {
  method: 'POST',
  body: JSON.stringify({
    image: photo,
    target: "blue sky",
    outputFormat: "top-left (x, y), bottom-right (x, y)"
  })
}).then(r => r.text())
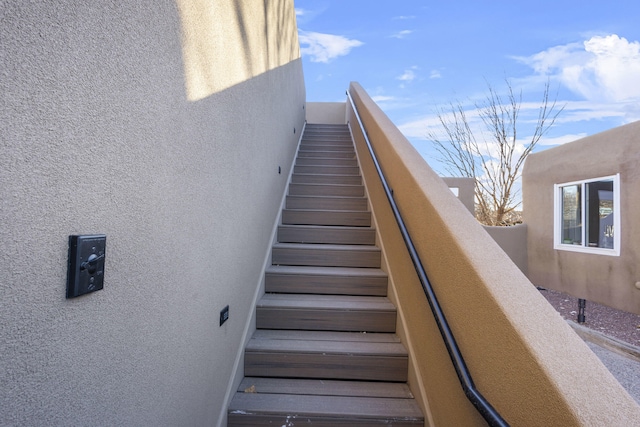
top-left (295, 0), bottom-right (640, 175)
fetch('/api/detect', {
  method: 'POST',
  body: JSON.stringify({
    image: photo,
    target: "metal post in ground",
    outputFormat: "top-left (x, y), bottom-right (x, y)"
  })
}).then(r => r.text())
top-left (578, 298), bottom-right (586, 323)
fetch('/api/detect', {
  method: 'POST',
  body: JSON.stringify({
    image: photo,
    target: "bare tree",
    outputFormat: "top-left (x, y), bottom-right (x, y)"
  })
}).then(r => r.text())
top-left (428, 80), bottom-right (563, 225)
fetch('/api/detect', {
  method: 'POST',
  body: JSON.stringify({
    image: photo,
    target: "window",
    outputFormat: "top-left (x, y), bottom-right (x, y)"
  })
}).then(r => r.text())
top-left (554, 174), bottom-right (620, 256)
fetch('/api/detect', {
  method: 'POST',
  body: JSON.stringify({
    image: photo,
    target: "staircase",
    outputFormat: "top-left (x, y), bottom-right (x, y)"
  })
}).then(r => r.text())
top-left (227, 124), bottom-right (424, 426)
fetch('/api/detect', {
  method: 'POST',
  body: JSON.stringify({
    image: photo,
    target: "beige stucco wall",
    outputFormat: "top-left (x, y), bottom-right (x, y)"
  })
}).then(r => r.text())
top-left (523, 122), bottom-right (640, 315)
top-left (305, 102), bottom-right (347, 124)
top-left (439, 177), bottom-right (529, 274)
top-left (441, 177), bottom-right (475, 214)
top-left (0, 2), bottom-right (304, 426)
top-left (483, 224), bottom-right (528, 275)
top-left (348, 82), bottom-right (640, 426)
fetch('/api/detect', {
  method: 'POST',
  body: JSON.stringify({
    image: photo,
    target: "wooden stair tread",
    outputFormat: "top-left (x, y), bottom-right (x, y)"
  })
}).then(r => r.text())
top-left (296, 157), bottom-right (358, 166)
top-left (302, 135), bottom-right (352, 138)
top-left (251, 329), bottom-right (401, 343)
top-left (246, 339), bottom-right (405, 355)
top-left (289, 183), bottom-right (364, 197)
top-left (277, 224), bottom-right (376, 245)
top-left (275, 230), bottom-right (376, 241)
top-left (302, 135), bottom-right (351, 138)
top-left (256, 293), bottom-right (396, 332)
top-left (228, 393), bottom-right (423, 421)
top-left (291, 173), bottom-right (362, 179)
top-left (294, 166), bottom-right (360, 175)
top-left (266, 264), bottom-right (387, 279)
top-left (290, 182), bottom-right (363, 187)
top-left (282, 209), bottom-right (371, 227)
top-left (291, 174), bottom-right (363, 185)
top-left (301, 138), bottom-right (351, 141)
top-left (273, 242), bottom-right (379, 252)
top-left (244, 333), bottom-right (408, 381)
top-left (265, 264), bottom-right (387, 296)
top-left (272, 243), bottom-right (381, 268)
top-left (299, 146), bottom-right (354, 152)
top-left (237, 377), bottom-right (414, 399)
top-left (286, 194), bottom-right (367, 200)
top-left (301, 136), bottom-right (352, 140)
top-left (301, 137), bottom-right (351, 140)
top-left (250, 329), bottom-right (406, 348)
top-left (297, 150), bottom-right (356, 158)
top-left (259, 293), bottom-right (394, 311)
top-left (286, 195), bottom-right (368, 207)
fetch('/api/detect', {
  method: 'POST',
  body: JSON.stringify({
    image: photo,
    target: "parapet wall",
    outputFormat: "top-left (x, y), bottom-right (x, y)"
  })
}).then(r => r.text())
top-left (306, 102), bottom-right (347, 124)
top-left (348, 81), bottom-right (640, 426)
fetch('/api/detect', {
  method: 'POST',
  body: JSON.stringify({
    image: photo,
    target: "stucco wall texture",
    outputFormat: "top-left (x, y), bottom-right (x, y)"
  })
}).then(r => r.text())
top-left (0, 1), bottom-right (304, 426)
top-left (348, 82), bottom-right (640, 426)
top-left (523, 121), bottom-right (640, 315)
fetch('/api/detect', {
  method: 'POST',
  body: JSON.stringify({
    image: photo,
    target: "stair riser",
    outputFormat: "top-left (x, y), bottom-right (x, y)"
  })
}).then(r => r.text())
top-left (294, 165), bottom-right (360, 175)
top-left (301, 138), bottom-right (352, 145)
top-left (285, 196), bottom-right (367, 211)
top-left (303, 129), bottom-right (350, 134)
top-left (296, 157), bottom-right (358, 167)
top-left (302, 133), bottom-right (351, 138)
top-left (303, 130), bottom-right (351, 135)
top-left (305, 126), bottom-right (348, 131)
top-left (289, 184), bottom-right (364, 197)
top-left (265, 272), bottom-right (386, 295)
top-left (291, 174), bottom-right (362, 185)
top-left (282, 210), bottom-right (371, 227)
top-left (273, 247), bottom-right (380, 268)
top-left (299, 145), bottom-right (355, 153)
top-left (244, 353), bottom-right (408, 382)
top-left (229, 415), bottom-right (422, 427)
top-left (298, 150), bottom-right (355, 159)
top-left (278, 226), bottom-right (375, 245)
top-left (256, 309), bottom-right (396, 332)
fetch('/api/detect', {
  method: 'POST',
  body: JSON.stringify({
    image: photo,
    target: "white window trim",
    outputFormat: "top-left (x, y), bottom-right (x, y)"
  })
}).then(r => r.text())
top-left (553, 173), bottom-right (620, 256)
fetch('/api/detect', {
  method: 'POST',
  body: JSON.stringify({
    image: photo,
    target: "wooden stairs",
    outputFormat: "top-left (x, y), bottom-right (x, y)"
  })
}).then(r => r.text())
top-left (227, 124), bottom-right (424, 426)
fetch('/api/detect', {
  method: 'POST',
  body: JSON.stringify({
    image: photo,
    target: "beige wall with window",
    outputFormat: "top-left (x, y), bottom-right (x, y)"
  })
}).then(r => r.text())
top-left (0, 1), bottom-right (304, 426)
top-left (523, 121), bottom-right (640, 314)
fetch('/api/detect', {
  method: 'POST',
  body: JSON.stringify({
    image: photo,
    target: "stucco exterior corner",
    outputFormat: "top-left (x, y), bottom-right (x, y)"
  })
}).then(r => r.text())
top-left (523, 121), bottom-right (640, 315)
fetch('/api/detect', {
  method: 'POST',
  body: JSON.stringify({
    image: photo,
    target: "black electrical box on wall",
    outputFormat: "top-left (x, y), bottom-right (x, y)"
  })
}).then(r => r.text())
top-left (220, 305), bottom-right (229, 326)
top-left (67, 234), bottom-right (106, 298)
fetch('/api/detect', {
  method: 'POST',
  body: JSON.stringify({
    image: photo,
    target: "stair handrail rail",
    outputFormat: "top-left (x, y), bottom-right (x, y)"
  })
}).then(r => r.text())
top-left (346, 89), bottom-right (509, 427)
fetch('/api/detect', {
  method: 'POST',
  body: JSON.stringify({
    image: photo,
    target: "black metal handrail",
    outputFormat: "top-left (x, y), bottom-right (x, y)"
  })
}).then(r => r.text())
top-left (346, 89), bottom-right (509, 427)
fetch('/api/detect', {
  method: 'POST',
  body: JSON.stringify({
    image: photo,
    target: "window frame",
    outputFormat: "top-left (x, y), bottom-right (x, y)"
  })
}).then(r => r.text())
top-left (553, 174), bottom-right (620, 256)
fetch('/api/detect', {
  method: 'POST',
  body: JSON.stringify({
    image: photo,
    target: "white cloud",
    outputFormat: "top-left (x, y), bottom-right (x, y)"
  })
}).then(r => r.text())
top-left (400, 100), bottom-right (568, 144)
top-left (391, 30), bottom-right (413, 39)
top-left (537, 133), bottom-right (588, 146)
top-left (553, 100), bottom-right (632, 123)
top-left (398, 116), bottom-right (442, 139)
top-left (298, 30), bottom-right (363, 63)
top-left (517, 34), bottom-right (640, 104)
top-left (371, 95), bottom-right (396, 103)
top-left (393, 15), bottom-right (416, 20)
top-left (295, 8), bottom-right (305, 16)
top-left (429, 69), bottom-right (442, 79)
top-left (397, 66), bottom-right (418, 84)
top-left (397, 70), bottom-right (416, 82)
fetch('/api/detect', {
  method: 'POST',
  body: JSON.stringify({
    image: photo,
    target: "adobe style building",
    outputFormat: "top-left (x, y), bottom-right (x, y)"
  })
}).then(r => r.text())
top-left (2, 1), bottom-right (639, 426)
top-left (523, 121), bottom-right (640, 315)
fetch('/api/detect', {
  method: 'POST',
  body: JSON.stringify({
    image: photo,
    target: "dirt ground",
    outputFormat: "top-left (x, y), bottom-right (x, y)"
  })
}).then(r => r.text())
top-left (539, 287), bottom-right (640, 347)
